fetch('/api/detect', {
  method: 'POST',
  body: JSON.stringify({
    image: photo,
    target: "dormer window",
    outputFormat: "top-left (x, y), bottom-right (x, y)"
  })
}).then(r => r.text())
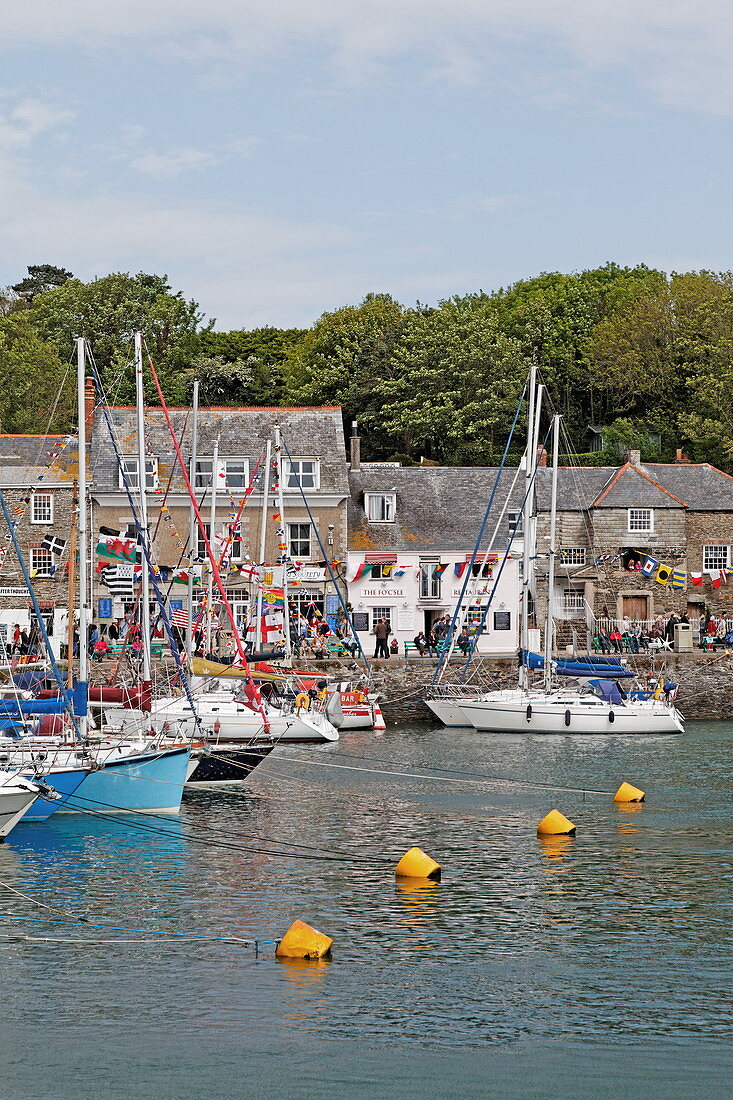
top-left (119, 458), bottom-right (158, 491)
top-left (628, 508), bottom-right (653, 533)
top-left (365, 492), bottom-right (396, 523)
top-left (284, 459), bottom-right (319, 490)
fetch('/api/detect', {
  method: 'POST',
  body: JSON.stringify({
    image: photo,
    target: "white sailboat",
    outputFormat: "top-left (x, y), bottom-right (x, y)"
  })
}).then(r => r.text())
top-left (0, 770), bottom-right (41, 838)
top-left (457, 411), bottom-right (684, 736)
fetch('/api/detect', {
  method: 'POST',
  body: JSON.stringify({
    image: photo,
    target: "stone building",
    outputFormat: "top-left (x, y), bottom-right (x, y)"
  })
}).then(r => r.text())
top-left (532, 451), bottom-right (733, 643)
top-left (89, 405), bottom-right (350, 632)
top-left (347, 463), bottom-right (522, 654)
top-left (0, 433), bottom-right (79, 655)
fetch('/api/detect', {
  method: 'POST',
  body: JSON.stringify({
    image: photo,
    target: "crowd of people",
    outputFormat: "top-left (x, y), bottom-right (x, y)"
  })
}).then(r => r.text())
top-left (597, 610), bottom-right (733, 653)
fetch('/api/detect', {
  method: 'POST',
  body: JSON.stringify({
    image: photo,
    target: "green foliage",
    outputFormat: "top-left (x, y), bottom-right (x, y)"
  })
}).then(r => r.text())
top-left (196, 326), bottom-right (305, 405)
top-left (12, 264), bottom-right (74, 302)
top-left (26, 272), bottom-right (205, 402)
top-left (0, 314), bottom-right (74, 432)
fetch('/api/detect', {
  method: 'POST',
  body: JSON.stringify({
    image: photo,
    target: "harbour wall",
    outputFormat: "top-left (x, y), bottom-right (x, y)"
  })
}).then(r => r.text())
top-left (313, 653), bottom-right (733, 723)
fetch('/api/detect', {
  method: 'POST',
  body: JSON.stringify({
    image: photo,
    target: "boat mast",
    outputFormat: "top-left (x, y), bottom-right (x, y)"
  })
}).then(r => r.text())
top-left (273, 425), bottom-right (292, 665)
top-left (205, 435), bottom-right (220, 655)
top-left (66, 481), bottom-right (78, 689)
top-left (543, 414), bottom-right (560, 691)
top-left (519, 362), bottom-right (536, 690)
top-left (186, 379), bottom-right (199, 665)
top-left (76, 337), bottom-right (89, 741)
top-left (134, 331), bottom-right (152, 687)
top-left (254, 439), bottom-right (272, 650)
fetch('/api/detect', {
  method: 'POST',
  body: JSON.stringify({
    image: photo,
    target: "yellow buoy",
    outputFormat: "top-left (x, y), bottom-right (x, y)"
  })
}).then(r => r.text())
top-left (275, 919), bottom-right (333, 960)
top-left (537, 809), bottom-right (576, 836)
top-left (394, 846), bottom-right (441, 881)
top-left (614, 781), bottom-right (645, 803)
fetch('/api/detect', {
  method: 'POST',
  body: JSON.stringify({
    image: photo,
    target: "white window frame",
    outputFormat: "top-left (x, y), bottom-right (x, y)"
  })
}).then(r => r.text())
top-left (194, 457), bottom-right (250, 490)
top-left (197, 522), bottom-right (211, 561)
top-left (627, 508), bottom-right (653, 533)
top-left (284, 458), bottom-right (320, 491)
top-left (288, 522), bottom-right (312, 560)
top-left (703, 544), bottom-right (730, 571)
top-left (30, 492), bottom-right (53, 525)
top-left (559, 548), bottom-right (587, 566)
top-left (30, 547), bottom-right (54, 577)
top-left (120, 457), bottom-right (158, 491)
top-left (419, 560), bottom-right (441, 599)
top-left (372, 606), bottom-right (392, 630)
top-left (226, 525), bottom-right (245, 562)
top-left (365, 492), bottom-right (396, 523)
top-left (222, 458), bottom-right (249, 490)
top-left (507, 511), bottom-right (523, 537)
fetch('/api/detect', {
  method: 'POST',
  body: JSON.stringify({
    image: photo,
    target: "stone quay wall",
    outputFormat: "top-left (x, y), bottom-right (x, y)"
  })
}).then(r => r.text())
top-left (315, 652), bottom-right (733, 724)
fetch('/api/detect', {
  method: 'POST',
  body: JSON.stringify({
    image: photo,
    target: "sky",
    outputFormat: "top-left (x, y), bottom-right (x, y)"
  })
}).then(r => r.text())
top-left (1, 1), bottom-right (732, 330)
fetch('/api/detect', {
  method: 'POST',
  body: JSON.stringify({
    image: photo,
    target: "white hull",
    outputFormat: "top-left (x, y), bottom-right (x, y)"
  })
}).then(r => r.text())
top-left (106, 699), bottom-right (338, 743)
top-left (458, 690), bottom-right (684, 735)
top-left (425, 698), bottom-right (474, 727)
top-left (0, 772), bottom-right (39, 837)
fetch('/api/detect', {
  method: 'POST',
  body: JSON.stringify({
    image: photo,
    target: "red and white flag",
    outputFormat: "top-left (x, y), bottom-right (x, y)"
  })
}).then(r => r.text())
top-left (690, 572), bottom-right (703, 587)
top-left (171, 608), bottom-right (190, 630)
top-left (709, 569), bottom-right (725, 589)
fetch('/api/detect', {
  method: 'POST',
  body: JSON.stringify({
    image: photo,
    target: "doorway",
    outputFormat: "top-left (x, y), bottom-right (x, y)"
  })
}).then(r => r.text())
top-left (622, 595), bottom-right (649, 621)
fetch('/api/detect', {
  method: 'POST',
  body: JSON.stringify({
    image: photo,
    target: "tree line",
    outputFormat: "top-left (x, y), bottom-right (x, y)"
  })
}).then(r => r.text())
top-left (2, 262), bottom-right (733, 469)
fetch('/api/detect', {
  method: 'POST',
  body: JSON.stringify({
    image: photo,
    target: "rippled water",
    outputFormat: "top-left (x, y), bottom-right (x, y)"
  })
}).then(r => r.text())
top-left (1, 722), bottom-right (731, 1098)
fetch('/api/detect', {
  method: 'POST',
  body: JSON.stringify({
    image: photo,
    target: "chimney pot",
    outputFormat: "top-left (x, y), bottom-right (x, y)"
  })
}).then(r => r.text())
top-left (84, 378), bottom-right (95, 435)
top-left (350, 422), bottom-right (361, 470)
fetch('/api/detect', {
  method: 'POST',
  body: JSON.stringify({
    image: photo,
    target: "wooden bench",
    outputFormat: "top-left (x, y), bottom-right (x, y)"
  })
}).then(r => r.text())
top-left (403, 640), bottom-right (452, 658)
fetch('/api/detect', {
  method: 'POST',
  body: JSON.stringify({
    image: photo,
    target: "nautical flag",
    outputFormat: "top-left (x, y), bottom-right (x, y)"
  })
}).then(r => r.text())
top-left (239, 563), bottom-right (261, 582)
top-left (433, 563), bottom-right (448, 578)
top-left (100, 563), bottom-right (134, 597)
top-left (641, 555), bottom-right (659, 577)
top-left (393, 566), bottom-right (407, 577)
top-left (454, 562), bottom-right (468, 578)
top-left (709, 569), bottom-right (728, 589)
top-left (690, 572), bottom-right (703, 587)
top-left (41, 535), bottom-right (67, 556)
top-left (349, 562), bottom-right (374, 583)
top-left (655, 563), bottom-right (672, 585)
top-left (671, 569), bottom-right (686, 590)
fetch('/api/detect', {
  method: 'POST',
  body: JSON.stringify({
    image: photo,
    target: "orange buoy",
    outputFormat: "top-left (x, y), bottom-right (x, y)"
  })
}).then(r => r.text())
top-left (614, 782), bottom-right (645, 803)
top-left (275, 919), bottom-right (333, 960)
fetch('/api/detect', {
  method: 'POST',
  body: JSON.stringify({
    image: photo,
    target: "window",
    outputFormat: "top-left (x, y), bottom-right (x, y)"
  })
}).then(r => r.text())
top-left (197, 522), bottom-right (211, 561)
top-left (288, 522), bottom-right (312, 559)
top-left (628, 508), bottom-right (653, 532)
top-left (284, 459), bottom-right (319, 490)
top-left (194, 458), bottom-right (250, 490)
top-left (226, 526), bottom-right (244, 561)
top-left (119, 458), bottom-right (158, 490)
top-left (31, 492), bottom-right (53, 524)
top-left (507, 511), bottom-right (523, 537)
top-left (562, 589), bottom-right (585, 614)
top-left (559, 548), bottom-right (586, 566)
top-left (365, 493), bottom-right (396, 523)
top-left (703, 544), bottom-right (730, 571)
top-left (372, 606), bottom-right (392, 630)
top-left (30, 547), bottom-right (54, 577)
top-left (419, 561), bottom-right (441, 599)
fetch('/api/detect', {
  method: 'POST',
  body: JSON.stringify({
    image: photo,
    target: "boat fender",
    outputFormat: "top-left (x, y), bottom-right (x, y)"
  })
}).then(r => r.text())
top-left (608, 710), bottom-right (615, 723)
top-left (295, 692), bottom-right (310, 711)
top-left (526, 704), bottom-right (532, 722)
top-left (564, 710), bottom-right (571, 727)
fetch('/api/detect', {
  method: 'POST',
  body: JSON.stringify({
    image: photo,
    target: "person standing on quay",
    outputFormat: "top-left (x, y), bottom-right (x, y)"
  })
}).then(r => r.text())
top-left (373, 617), bottom-right (391, 659)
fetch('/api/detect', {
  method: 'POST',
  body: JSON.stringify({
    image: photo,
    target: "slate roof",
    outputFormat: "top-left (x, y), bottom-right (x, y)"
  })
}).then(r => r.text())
top-left (91, 406), bottom-right (349, 495)
top-left (0, 436), bottom-right (74, 488)
top-left (641, 463), bottom-right (733, 511)
top-left (348, 467), bottom-right (524, 552)
top-left (591, 463), bottom-right (686, 509)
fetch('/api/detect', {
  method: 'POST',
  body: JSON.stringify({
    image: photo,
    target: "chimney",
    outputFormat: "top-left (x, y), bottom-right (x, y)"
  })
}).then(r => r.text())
top-left (536, 445), bottom-right (548, 468)
top-left (625, 449), bottom-right (641, 467)
top-left (350, 420), bottom-right (360, 470)
top-left (84, 378), bottom-right (96, 436)
top-left (675, 447), bottom-right (691, 464)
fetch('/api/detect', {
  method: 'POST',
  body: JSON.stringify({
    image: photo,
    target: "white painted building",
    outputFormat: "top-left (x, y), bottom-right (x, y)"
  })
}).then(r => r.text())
top-left (347, 463), bottom-right (523, 656)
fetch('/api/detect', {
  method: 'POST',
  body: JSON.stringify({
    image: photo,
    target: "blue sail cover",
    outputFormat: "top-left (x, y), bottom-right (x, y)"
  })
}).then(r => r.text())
top-left (12, 669), bottom-right (50, 692)
top-left (588, 678), bottom-right (626, 705)
top-left (521, 650), bottom-right (633, 679)
top-left (0, 696), bottom-right (69, 716)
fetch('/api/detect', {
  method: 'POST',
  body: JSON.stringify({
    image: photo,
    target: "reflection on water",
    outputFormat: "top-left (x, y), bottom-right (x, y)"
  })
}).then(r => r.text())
top-left (0, 720), bottom-right (731, 1096)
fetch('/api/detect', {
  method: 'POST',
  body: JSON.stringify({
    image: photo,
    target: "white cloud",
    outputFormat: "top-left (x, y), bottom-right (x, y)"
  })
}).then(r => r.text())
top-left (4, 2), bottom-right (733, 111)
top-left (128, 146), bottom-right (221, 179)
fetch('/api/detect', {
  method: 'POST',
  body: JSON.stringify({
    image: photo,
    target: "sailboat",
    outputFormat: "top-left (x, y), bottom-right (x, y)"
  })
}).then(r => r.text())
top-left (456, 411), bottom-right (684, 736)
top-left (0, 770), bottom-right (42, 838)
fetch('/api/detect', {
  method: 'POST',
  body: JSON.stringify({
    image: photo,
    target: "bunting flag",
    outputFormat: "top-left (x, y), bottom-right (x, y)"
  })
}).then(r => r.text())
top-left (41, 535), bottom-right (68, 556)
top-left (655, 563), bottom-right (672, 585)
top-left (641, 555), bottom-right (659, 577)
top-left (454, 562), bottom-right (468, 578)
top-left (100, 563), bottom-right (134, 597)
top-left (432, 563), bottom-right (448, 578)
top-left (393, 566), bottom-right (407, 577)
top-left (349, 562), bottom-right (375, 583)
top-left (709, 569), bottom-right (727, 589)
top-left (670, 569), bottom-right (686, 590)
top-left (262, 588), bottom-right (285, 610)
top-left (690, 572), bottom-right (703, 587)
top-left (171, 608), bottom-right (190, 630)
top-left (171, 567), bottom-right (202, 586)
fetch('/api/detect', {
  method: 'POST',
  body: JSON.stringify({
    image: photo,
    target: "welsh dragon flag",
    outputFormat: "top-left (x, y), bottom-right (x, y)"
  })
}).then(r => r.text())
top-left (96, 526), bottom-right (137, 563)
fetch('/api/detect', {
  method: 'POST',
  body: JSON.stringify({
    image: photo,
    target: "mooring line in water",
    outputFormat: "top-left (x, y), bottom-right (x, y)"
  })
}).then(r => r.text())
top-left (0, 878), bottom-right (87, 922)
top-left (0, 913), bottom-right (276, 948)
top-left (269, 753), bottom-right (615, 797)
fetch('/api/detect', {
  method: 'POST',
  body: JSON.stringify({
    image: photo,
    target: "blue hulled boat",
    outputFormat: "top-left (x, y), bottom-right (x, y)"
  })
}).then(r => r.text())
top-left (62, 746), bottom-right (191, 814)
top-left (20, 767), bottom-right (90, 821)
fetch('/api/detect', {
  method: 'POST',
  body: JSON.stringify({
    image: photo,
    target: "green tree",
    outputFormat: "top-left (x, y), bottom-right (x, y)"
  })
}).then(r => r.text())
top-left (197, 326), bottom-right (305, 404)
top-left (283, 293), bottom-right (408, 453)
top-left (25, 272), bottom-right (205, 402)
top-left (12, 264), bottom-right (74, 302)
top-left (377, 296), bottom-right (530, 463)
top-left (0, 314), bottom-right (74, 432)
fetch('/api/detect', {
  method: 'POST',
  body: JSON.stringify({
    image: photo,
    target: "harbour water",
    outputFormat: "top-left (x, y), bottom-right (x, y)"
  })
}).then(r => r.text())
top-left (1, 721), bottom-right (731, 1098)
